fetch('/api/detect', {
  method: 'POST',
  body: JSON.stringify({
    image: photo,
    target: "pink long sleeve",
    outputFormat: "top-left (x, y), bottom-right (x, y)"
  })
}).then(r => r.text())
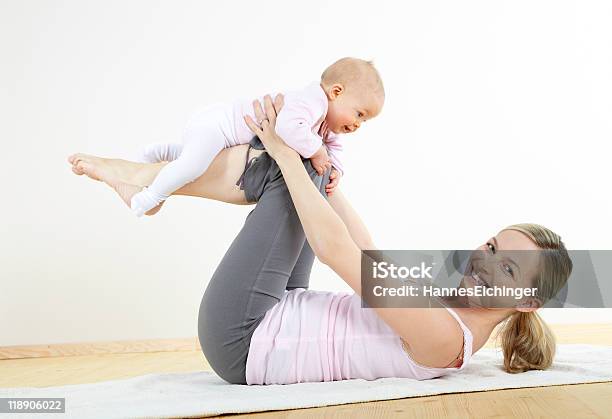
top-left (325, 132), bottom-right (344, 176)
top-left (275, 83), bottom-right (329, 159)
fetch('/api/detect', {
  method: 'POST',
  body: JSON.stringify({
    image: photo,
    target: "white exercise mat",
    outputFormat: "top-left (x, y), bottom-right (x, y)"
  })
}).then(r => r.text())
top-left (2, 344), bottom-right (611, 419)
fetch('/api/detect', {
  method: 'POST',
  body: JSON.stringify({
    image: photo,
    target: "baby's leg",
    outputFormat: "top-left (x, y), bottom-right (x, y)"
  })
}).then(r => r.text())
top-left (135, 143), bottom-right (184, 214)
top-left (138, 142), bottom-right (183, 163)
top-left (130, 132), bottom-right (226, 216)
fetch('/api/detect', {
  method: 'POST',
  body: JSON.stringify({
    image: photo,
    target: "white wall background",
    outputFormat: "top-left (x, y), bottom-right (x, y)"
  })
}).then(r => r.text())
top-left (1, 0), bottom-right (611, 346)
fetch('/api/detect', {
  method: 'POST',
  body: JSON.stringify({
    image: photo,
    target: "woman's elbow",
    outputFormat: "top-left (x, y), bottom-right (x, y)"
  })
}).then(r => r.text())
top-left (312, 233), bottom-right (354, 267)
top-left (309, 234), bottom-right (338, 266)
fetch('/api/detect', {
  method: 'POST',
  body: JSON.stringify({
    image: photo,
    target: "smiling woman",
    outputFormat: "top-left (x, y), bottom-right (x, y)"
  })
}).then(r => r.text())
top-left (234, 96), bottom-right (574, 380)
top-left (68, 95), bottom-right (573, 384)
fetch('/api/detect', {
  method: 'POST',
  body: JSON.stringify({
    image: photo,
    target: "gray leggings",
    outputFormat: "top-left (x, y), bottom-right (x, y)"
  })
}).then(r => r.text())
top-left (198, 137), bottom-right (329, 384)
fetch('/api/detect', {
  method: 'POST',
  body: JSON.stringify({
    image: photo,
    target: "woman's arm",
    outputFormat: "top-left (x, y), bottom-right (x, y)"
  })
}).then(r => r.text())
top-left (328, 189), bottom-right (376, 250)
top-left (273, 146), bottom-right (361, 276)
top-left (245, 97), bottom-right (463, 369)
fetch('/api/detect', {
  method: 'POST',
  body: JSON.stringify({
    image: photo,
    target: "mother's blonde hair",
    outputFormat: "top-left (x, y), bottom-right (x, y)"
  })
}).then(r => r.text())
top-left (497, 223), bottom-right (572, 373)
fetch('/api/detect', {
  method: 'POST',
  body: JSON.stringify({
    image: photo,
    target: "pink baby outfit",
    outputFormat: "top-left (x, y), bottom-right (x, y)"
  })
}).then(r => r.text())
top-left (131, 82), bottom-right (344, 216)
top-left (233, 82), bottom-right (344, 175)
top-left (245, 288), bottom-right (473, 385)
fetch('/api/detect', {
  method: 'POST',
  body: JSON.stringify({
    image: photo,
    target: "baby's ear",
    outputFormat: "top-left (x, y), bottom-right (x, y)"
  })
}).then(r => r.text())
top-left (328, 83), bottom-right (344, 100)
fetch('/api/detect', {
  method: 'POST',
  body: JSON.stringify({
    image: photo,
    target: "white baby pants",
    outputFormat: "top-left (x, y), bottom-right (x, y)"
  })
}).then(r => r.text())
top-left (131, 104), bottom-right (236, 216)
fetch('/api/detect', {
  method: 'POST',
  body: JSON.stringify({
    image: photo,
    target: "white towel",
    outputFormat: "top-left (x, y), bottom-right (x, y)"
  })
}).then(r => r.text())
top-left (1, 344), bottom-right (611, 419)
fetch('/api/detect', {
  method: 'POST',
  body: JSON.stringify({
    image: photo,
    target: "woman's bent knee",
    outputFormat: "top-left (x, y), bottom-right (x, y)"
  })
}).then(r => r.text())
top-left (241, 150), bottom-right (324, 203)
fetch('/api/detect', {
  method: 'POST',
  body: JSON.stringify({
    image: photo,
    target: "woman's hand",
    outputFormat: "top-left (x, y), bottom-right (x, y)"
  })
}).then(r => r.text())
top-left (244, 94), bottom-right (298, 161)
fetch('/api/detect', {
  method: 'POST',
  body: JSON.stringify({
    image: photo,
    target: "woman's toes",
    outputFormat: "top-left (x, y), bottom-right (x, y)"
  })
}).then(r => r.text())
top-left (76, 161), bottom-right (90, 176)
top-left (71, 164), bottom-right (84, 175)
top-left (69, 153), bottom-right (82, 165)
top-left (76, 161), bottom-right (101, 181)
top-left (68, 153), bottom-right (84, 165)
top-left (70, 153), bottom-right (93, 167)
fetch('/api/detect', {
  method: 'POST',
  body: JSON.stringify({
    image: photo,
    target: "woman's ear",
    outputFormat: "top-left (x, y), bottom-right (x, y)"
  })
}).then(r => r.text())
top-left (516, 297), bottom-right (543, 313)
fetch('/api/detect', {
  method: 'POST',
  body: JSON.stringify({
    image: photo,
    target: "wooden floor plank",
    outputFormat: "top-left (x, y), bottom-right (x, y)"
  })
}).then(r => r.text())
top-left (1, 324), bottom-right (611, 418)
top-left (0, 351), bottom-right (209, 388)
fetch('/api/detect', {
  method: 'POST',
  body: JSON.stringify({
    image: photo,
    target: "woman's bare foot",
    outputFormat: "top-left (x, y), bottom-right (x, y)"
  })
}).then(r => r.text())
top-left (68, 153), bottom-right (144, 210)
top-left (68, 144), bottom-right (254, 210)
top-left (68, 154), bottom-right (137, 183)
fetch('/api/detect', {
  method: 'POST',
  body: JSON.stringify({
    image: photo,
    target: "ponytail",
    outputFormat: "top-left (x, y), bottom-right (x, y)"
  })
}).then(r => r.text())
top-left (499, 311), bottom-right (556, 373)
top-left (498, 223), bottom-right (572, 373)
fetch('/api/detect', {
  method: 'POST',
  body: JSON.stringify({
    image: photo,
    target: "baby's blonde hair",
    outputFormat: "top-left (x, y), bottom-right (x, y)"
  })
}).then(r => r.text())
top-left (321, 57), bottom-right (385, 100)
top-left (497, 223), bottom-right (572, 373)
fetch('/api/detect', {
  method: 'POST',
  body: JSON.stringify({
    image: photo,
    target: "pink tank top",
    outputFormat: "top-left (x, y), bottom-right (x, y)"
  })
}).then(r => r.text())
top-left (245, 288), bottom-right (474, 385)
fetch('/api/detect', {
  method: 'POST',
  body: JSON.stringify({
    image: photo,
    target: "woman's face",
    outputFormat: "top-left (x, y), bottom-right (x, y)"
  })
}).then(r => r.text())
top-left (459, 229), bottom-right (543, 309)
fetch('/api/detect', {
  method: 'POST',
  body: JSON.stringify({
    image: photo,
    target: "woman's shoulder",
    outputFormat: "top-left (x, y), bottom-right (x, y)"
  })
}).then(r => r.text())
top-left (400, 307), bottom-right (474, 369)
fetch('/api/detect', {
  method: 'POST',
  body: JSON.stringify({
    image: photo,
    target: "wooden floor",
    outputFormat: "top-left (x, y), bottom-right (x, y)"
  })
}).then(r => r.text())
top-left (1, 324), bottom-right (612, 418)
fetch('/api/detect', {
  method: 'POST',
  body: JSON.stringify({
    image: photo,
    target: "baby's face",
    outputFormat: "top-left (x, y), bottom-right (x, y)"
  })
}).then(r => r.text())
top-left (325, 86), bottom-right (383, 135)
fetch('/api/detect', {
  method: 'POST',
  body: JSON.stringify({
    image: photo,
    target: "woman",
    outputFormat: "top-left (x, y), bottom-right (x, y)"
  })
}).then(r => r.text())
top-left (68, 95), bottom-right (572, 385)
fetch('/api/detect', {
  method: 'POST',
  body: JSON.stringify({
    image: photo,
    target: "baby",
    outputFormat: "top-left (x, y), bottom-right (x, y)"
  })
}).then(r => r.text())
top-left (131, 57), bottom-right (385, 216)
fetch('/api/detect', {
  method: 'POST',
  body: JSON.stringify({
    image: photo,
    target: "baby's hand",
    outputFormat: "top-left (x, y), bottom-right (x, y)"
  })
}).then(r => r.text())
top-left (310, 145), bottom-right (331, 176)
top-left (326, 168), bottom-right (342, 195)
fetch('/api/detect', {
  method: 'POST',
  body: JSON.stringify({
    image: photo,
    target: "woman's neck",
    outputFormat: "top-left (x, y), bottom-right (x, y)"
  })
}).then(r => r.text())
top-left (452, 307), bottom-right (514, 352)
